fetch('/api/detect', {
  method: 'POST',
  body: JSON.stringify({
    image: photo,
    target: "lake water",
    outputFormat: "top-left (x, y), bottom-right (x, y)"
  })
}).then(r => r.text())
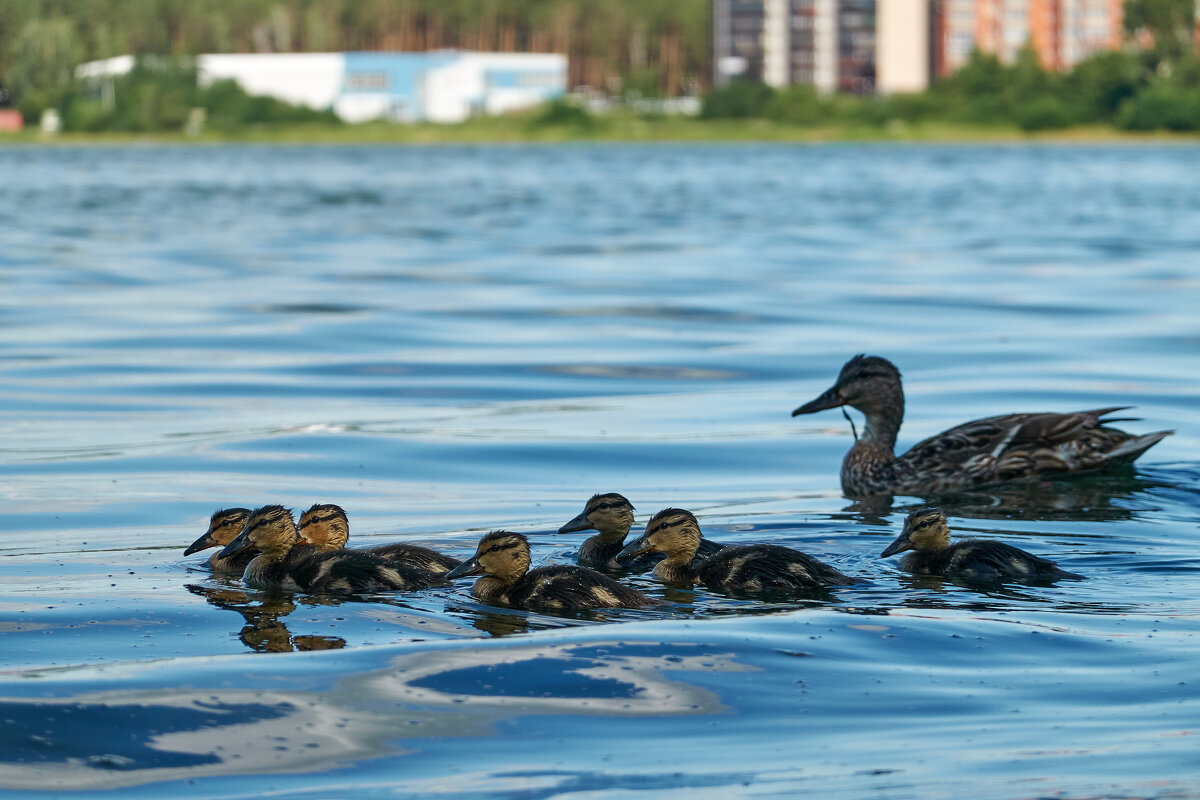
top-left (1, 143), bottom-right (1198, 799)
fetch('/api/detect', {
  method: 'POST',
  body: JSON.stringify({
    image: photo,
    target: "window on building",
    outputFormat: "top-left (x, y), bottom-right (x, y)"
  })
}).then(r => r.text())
top-left (345, 72), bottom-right (390, 91)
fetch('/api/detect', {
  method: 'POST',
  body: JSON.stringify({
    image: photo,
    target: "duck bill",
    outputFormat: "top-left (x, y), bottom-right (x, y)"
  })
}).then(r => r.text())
top-left (880, 533), bottom-right (914, 558)
top-left (792, 387), bottom-right (845, 417)
top-left (445, 556), bottom-right (485, 580)
top-left (616, 536), bottom-right (653, 563)
top-left (217, 530), bottom-right (253, 560)
top-left (557, 511), bottom-right (593, 534)
top-left (183, 530), bottom-right (218, 556)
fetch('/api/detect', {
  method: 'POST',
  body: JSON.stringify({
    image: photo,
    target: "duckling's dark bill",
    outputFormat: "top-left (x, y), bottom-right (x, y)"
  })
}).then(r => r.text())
top-left (791, 387), bottom-right (844, 416)
top-left (445, 557), bottom-right (485, 580)
top-left (183, 531), bottom-right (218, 556)
top-left (217, 530), bottom-right (253, 559)
top-left (616, 536), bottom-right (653, 563)
top-left (880, 533), bottom-right (913, 558)
top-left (557, 511), bottom-right (593, 534)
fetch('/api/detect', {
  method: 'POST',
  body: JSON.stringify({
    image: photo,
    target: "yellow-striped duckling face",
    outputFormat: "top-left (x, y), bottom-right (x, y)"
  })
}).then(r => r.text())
top-left (617, 508), bottom-right (702, 564)
top-left (184, 508), bottom-right (251, 556)
top-left (445, 531), bottom-right (532, 584)
top-left (218, 505), bottom-right (299, 560)
top-left (881, 508), bottom-right (952, 558)
top-left (792, 354), bottom-right (903, 418)
top-left (298, 503), bottom-right (350, 550)
top-left (557, 493), bottom-right (635, 537)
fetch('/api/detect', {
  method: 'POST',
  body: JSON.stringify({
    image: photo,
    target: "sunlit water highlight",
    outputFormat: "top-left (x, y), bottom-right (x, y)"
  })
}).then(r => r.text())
top-left (1, 143), bottom-right (1199, 798)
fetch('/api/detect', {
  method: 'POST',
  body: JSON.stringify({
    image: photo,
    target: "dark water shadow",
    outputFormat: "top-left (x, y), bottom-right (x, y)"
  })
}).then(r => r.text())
top-left (0, 698), bottom-right (289, 772)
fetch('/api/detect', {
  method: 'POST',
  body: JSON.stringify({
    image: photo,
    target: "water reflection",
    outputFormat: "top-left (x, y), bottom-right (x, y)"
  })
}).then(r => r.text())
top-left (837, 470), bottom-right (1164, 523)
top-left (0, 636), bottom-right (748, 791)
top-left (0, 687), bottom-right (394, 791)
top-left (863, 573), bottom-right (1137, 614)
top-left (462, 607), bottom-right (532, 637)
top-left (926, 471), bottom-right (1165, 522)
top-left (186, 585), bottom-right (346, 653)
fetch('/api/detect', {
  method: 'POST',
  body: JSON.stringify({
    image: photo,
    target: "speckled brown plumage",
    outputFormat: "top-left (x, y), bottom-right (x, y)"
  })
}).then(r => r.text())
top-left (618, 508), bottom-right (855, 598)
top-left (446, 530), bottom-right (663, 611)
top-left (881, 508), bottom-right (1084, 582)
top-left (557, 492), bottom-right (724, 571)
top-left (218, 505), bottom-right (443, 594)
top-left (792, 354), bottom-right (1172, 497)
top-left (298, 503), bottom-right (461, 575)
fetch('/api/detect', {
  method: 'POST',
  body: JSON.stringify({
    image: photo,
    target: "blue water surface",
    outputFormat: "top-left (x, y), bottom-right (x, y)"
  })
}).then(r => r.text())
top-left (1, 143), bottom-right (1198, 798)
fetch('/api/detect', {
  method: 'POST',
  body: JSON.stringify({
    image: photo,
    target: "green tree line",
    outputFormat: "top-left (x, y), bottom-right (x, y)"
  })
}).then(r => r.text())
top-left (1, 0), bottom-right (1197, 134)
top-left (701, 0), bottom-right (1200, 133)
top-left (704, 44), bottom-right (1200, 132)
top-left (0, 0), bottom-right (710, 116)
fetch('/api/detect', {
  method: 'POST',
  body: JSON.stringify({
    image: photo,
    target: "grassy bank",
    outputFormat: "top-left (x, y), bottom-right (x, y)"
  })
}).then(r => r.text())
top-left (3, 113), bottom-right (1199, 146)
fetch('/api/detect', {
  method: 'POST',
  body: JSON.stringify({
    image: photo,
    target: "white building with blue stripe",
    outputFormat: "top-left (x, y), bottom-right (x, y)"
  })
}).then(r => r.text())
top-left (78, 51), bottom-right (569, 124)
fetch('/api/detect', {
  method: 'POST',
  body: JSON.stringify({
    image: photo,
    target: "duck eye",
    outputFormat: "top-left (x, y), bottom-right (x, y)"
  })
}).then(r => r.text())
top-left (917, 521), bottom-right (929, 529)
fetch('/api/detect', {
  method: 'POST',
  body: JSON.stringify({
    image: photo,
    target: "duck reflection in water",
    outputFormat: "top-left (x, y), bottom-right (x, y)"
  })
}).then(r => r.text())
top-left (836, 471), bottom-right (1165, 526)
top-left (462, 608), bottom-right (532, 637)
top-left (186, 584), bottom-right (347, 653)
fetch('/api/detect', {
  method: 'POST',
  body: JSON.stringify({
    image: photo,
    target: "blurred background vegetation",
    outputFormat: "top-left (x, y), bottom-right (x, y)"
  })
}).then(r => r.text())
top-left (0, 0), bottom-right (1197, 135)
top-left (706, 45), bottom-right (1200, 133)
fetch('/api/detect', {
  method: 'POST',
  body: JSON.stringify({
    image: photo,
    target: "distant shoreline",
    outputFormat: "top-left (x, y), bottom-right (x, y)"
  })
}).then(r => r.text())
top-left (3, 117), bottom-right (1199, 146)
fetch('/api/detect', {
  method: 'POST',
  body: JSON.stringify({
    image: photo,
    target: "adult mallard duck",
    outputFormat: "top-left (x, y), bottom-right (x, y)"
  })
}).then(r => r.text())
top-left (217, 505), bottom-right (442, 594)
top-left (881, 508), bottom-right (1084, 582)
top-left (184, 508), bottom-right (254, 573)
top-left (792, 354), bottom-right (1172, 497)
top-left (617, 508), bottom-right (855, 597)
top-left (297, 503), bottom-right (461, 575)
top-left (557, 492), bottom-right (724, 570)
top-left (445, 530), bottom-right (663, 611)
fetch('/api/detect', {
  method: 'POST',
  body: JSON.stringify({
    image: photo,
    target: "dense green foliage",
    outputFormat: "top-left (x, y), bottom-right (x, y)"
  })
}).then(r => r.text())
top-left (51, 58), bottom-right (339, 132)
top-left (702, 45), bottom-right (1200, 133)
top-left (0, 0), bottom-right (710, 115)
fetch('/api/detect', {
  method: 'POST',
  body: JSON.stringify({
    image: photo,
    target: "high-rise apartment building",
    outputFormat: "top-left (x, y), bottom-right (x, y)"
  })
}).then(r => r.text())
top-left (715, 0), bottom-right (893, 92)
top-left (936, 0), bottom-right (1123, 75)
top-left (715, 0), bottom-right (1126, 92)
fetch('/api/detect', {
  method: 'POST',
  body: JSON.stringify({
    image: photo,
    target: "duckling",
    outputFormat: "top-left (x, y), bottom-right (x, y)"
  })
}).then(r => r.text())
top-left (792, 354), bottom-right (1172, 497)
top-left (217, 505), bottom-right (442, 594)
top-left (297, 503), bottom-right (461, 575)
top-left (881, 508), bottom-right (1084, 582)
top-left (557, 492), bottom-right (725, 571)
top-left (184, 508), bottom-right (255, 572)
top-left (617, 508), bottom-right (855, 597)
top-left (445, 530), bottom-right (663, 611)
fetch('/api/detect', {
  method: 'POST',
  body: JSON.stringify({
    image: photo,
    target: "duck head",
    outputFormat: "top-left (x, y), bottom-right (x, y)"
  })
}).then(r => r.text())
top-left (792, 354), bottom-right (904, 420)
top-left (881, 508), bottom-right (951, 557)
top-left (298, 503), bottom-right (350, 549)
top-left (558, 493), bottom-right (635, 537)
top-left (445, 531), bottom-right (532, 583)
top-left (617, 508), bottom-right (702, 564)
top-left (218, 505), bottom-right (300, 560)
top-left (184, 508), bottom-right (251, 556)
